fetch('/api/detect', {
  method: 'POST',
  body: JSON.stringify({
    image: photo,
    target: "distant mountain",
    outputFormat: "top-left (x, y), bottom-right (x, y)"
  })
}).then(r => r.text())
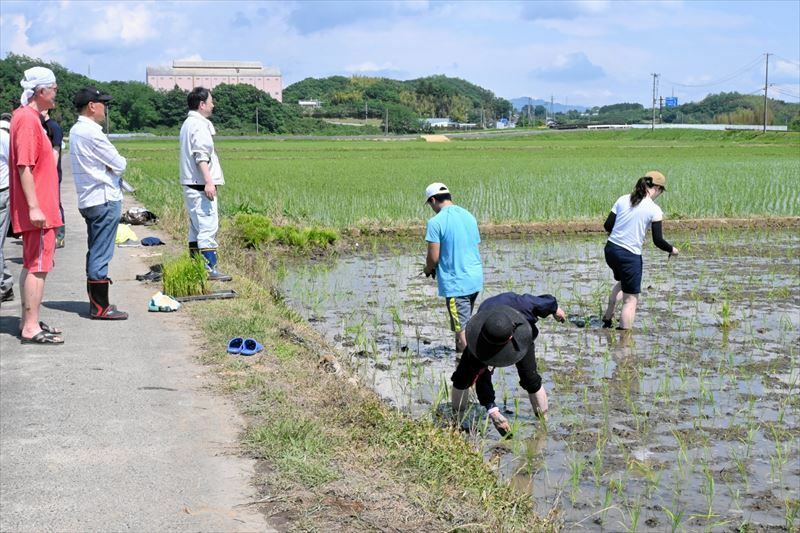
top-left (510, 97), bottom-right (589, 113)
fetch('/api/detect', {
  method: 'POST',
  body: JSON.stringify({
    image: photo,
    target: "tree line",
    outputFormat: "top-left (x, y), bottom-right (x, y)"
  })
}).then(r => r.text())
top-left (2, 54), bottom-right (796, 134)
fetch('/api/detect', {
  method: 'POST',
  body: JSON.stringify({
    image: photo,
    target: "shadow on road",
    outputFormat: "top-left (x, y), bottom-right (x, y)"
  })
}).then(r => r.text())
top-left (0, 314), bottom-right (21, 337)
top-left (43, 300), bottom-right (91, 318)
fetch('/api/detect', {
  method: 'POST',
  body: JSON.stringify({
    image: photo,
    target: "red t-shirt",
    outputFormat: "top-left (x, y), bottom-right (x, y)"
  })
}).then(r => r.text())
top-left (9, 105), bottom-right (62, 233)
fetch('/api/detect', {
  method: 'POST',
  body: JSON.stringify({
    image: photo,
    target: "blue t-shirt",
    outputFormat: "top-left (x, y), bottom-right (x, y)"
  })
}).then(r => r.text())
top-left (425, 204), bottom-right (483, 297)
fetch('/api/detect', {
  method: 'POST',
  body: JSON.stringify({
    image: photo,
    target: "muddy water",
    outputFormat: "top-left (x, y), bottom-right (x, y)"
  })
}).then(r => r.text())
top-left (279, 229), bottom-right (799, 531)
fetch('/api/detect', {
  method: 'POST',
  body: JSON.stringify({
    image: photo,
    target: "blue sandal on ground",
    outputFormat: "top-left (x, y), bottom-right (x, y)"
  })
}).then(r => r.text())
top-left (227, 337), bottom-right (244, 354)
top-left (240, 338), bottom-right (263, 356)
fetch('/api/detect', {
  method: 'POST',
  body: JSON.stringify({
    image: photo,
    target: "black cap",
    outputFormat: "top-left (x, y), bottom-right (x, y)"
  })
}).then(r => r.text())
top-left (466, 305), bottom-right (533, 367)
top-left (73, 86), bottom-right (112, 109)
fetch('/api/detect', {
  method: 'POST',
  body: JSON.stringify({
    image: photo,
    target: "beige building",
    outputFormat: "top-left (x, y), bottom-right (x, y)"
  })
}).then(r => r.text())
top-left (146, 60), bottom-right (282, 101)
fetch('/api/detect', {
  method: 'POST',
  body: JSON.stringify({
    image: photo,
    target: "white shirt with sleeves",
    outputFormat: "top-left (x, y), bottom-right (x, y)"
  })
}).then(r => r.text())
top-left (68, 116), bottom-right (127, 209)
top-left (608, 194), bottom-right (663, 255)
top-left (179, 111), bottom-right (224, 186)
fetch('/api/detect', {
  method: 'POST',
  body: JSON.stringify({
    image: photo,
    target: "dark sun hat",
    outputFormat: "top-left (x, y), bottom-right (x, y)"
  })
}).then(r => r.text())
top-left (465, 305), bottom-right (532, 367)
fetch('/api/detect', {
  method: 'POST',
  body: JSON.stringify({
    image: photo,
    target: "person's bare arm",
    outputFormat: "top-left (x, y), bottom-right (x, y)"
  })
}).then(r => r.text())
top-left (18, 165), bottom-right (45, 228)
top-left (424, 242), bottom-right (440, 277)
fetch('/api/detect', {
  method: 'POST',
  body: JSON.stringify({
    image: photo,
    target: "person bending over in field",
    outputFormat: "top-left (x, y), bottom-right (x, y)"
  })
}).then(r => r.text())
top-left (602, 171), bottom-right (678, 330)
top-left (451, 291), bottom-right (565, 437)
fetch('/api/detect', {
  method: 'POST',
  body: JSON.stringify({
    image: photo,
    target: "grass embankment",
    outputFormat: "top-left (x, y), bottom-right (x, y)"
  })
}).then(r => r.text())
top-left (118, 129), bottom-right (800, 231)
top-left (152, 220), bottom-right (554, 531)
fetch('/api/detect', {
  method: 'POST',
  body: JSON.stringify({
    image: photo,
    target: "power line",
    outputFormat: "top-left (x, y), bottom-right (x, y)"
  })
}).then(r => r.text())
top-left (662, 55), bottom-right (763, 87)
top-left (772, 87), bottom-right (800, 100)
top-left (772, 54), bottom-right (800, 68)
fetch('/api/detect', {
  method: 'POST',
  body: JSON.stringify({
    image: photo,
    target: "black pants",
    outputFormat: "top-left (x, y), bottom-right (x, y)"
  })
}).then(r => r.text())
top-left (451, 342), bottom-right (542, 408)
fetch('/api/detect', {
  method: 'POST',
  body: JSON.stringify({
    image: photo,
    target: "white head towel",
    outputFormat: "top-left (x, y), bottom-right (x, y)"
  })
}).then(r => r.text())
top-left (20, 66), bottom-right (56, 106)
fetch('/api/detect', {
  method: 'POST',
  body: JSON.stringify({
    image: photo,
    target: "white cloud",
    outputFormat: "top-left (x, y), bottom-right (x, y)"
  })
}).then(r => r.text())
top-left (773, 59), bottom-right (800, 78)
top-left (1, 14), bottom-right (60, 59)
top-left (344, 61), bottom-right (398, 73)
top-left (94, 3), bottom-right (158, 45)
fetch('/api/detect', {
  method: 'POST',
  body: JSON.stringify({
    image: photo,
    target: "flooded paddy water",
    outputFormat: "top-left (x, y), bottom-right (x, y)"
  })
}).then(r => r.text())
top-left (279, 229), bottom-right (799, 531)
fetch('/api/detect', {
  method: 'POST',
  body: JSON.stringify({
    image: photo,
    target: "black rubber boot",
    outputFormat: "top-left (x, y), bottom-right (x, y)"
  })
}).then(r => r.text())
top-left (87, 279), bottom-right (129, 320)
top-left (189, 241), bottom-right (199, 258)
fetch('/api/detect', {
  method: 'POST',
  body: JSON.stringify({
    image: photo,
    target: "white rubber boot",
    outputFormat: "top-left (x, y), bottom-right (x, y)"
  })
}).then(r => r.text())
top-left (451, 386), bottom-right (469, 415)
top-left (528, 387), bottom-right (549, 421)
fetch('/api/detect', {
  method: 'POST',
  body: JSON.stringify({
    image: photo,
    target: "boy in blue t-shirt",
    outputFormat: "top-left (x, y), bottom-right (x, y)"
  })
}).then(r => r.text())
top-left (423, 182), bottom-right (483, 354)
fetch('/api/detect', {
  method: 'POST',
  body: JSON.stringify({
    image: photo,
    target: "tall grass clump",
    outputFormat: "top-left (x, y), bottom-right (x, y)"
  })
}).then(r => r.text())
top-left (162, 254), bottom-right (208, 297)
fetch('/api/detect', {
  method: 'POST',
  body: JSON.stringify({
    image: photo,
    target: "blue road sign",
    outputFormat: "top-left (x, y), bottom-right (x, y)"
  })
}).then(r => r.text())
top-left (665, 97), bottom-right (678, 108)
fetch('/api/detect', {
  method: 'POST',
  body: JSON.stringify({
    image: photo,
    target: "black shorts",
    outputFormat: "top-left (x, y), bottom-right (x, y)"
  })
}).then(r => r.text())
top-left (604, 241), bottom-right (643, 295)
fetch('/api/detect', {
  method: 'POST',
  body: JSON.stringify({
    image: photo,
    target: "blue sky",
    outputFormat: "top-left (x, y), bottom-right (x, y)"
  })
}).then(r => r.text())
top-left (1, 0), bottom-right (798, 107)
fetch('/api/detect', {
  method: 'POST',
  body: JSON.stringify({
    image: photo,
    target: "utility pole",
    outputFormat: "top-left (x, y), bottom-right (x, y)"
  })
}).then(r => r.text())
top-left (550, 95), bottom-right (554, 120)
top-left (384, 108), bottom-right (388, 135)
top-left (651, 73), bottom-right (659, 131)
top-left (255, 107), bottom-right (259, 135)
top-left (659, 96), bottom-right (663, 124)
top-left (365, 101), bottom-right (368, 123)
top-left (763, 53), bottom-right (770, 132)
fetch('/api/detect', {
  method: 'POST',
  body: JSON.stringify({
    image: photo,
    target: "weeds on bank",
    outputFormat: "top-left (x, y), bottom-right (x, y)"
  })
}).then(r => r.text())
top-left (173, 248), bottom-right (551, 531)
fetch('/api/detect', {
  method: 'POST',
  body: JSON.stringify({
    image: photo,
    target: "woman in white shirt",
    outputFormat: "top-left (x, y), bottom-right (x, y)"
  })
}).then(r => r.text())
top-left (602, 171), bottom-right (679, 330)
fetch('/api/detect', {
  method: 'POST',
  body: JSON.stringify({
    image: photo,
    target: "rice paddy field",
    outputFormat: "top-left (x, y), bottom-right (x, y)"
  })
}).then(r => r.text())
top-left (120, 129), bottom-right (799, 531)
top-left (117, 129), bottom-right (800, 228)
top-left (278, 230), bottom-right (799, 532)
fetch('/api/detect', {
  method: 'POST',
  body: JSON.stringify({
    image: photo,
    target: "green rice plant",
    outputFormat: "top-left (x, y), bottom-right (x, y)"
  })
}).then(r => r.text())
top-left (161, 254), bottom-right (208, 297)
top-left (785, 497), bottom-right (800, 531)
top-left (121, 132), bottom-right (800, 230)
top-left (567, 451), bottom-right (586, 504)
top-left (718, 299), bottom-right (732, 328)
top-left (622, 496), bottom-right (643, 533)
top-left (661, 504), bottom-right (686, 533)
top-left (700, 464), bottom-right (716, 518)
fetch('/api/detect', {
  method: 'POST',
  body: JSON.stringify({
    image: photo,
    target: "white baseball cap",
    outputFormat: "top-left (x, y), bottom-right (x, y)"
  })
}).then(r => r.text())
top-left (424, 182), bottom-right (450, 202)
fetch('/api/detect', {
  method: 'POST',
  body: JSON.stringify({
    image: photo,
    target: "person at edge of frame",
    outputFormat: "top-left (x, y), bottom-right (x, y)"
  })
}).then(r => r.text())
top-left (423, 181), bottom-right (483, 355)
top-left (451, 292), bottom-right (566, 437)
top-left (69, 86), bottom-right (129, 320)
top-left (41, 108), bottom-right (65, 248)
top-left (179, 86), bottom-right (231, 282)
top-left (601, 170), bottom-right (679, 330)
top-left (8, 66), bottom-right (64, 343)
top-left (0, 113), bottom-right (13, 303)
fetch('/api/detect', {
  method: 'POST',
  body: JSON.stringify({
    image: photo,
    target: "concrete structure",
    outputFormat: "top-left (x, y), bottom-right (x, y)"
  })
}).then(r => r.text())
top-left (423, 118), bottom-right (456, 128)
top-left (147, 60), bottom-right (282, 101)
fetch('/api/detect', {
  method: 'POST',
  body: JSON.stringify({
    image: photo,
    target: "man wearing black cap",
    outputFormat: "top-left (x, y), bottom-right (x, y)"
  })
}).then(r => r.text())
top-left (68, 86), bottom-right (129, 320)
top-left (451, 292), bottom-right (565, 436)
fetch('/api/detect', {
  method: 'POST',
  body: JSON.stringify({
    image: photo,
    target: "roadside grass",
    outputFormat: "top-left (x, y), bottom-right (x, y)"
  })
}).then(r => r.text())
top-left (162, 229), bottom-right (555, 530)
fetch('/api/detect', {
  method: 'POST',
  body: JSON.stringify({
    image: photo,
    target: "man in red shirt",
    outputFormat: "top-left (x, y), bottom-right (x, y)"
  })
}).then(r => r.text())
top-left (9, 66), bottom-right (63, 344)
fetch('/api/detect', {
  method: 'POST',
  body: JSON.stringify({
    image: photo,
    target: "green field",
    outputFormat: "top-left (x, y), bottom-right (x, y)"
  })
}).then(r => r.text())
top-left (118, 130), bottom-right (800, 229)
